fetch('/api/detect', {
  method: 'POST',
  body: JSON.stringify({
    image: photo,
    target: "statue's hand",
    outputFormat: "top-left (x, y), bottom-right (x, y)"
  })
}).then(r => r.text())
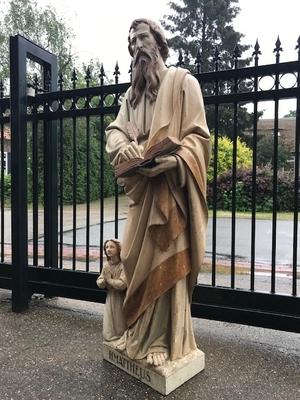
top-left (106, 277), bottom-right (112, 286)
top-left (118, 141), bottom-right (143, 162)
top-left (103, 271), bottom-right (112, 281)
top-left (139, 155), bottom-right (177, 177)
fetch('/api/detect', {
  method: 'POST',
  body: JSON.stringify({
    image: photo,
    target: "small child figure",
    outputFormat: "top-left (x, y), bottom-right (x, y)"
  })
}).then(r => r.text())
top-left (96, 239), bottom-right (127, 346)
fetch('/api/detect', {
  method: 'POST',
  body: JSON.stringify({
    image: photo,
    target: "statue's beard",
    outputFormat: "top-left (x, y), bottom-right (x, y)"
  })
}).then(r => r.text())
top-left (130, 46), bottom-right (160, 109)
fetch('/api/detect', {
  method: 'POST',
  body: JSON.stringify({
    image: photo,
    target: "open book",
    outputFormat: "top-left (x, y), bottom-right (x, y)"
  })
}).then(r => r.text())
top-left (115, 136), bottom-right (181, 178)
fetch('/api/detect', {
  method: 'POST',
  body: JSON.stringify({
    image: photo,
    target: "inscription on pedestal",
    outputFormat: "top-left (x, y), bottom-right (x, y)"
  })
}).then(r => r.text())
top-left (103, 344), bottom-right (205, 395)
top-left (107, 348), bottom-right (152, 383)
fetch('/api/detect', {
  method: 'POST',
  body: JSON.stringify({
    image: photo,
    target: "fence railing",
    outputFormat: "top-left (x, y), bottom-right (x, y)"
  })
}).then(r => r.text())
top-left (0, 34), bottom-right (299, 331)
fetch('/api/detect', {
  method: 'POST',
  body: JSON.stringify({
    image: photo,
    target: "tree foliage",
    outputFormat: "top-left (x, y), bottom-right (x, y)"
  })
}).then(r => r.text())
top-left (256, 135), bottom-right (291, 169)
top-left (0, 1), bottom-right (117, 203)
top-left (283, 110), bottom-right (296, 118)
top-left (162, 0), bottom-right (251, 71)
top-left (0, 0), bottom-right (75, 80)
top-left (161, 0), bottom-right (259, 137)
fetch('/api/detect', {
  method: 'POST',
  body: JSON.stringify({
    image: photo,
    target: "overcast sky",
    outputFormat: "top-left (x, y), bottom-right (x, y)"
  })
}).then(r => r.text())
top-left (35, 0), bottom-right (299, 71)
top-left (35, 0), bottom-right (300, 116)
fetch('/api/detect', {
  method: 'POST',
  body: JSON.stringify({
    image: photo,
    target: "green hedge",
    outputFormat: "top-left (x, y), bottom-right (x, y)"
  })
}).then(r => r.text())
top-left (207, 166), bottom-right (295, 212)
top-left (25, 117), bottom-right (117, 205)
top-left (1, 174), bottom-right (11, 204)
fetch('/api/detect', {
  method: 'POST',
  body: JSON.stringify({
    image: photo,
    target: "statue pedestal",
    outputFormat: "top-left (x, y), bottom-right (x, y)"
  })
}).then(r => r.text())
top-left (103, 344), bottom-right (205, 395)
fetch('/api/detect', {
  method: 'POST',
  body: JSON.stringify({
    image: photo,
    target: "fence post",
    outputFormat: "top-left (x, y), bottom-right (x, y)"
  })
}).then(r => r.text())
top-left (10, 35), bottom-right (28, 312)
top-left (10, 35), bottom-right (58, 311)
top-left (43, 64), bottom-right (58, 269)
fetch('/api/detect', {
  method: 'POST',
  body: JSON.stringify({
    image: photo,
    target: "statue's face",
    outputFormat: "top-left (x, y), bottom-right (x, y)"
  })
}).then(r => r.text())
top-left (129, 22), bottom-right (157, 58)
top-left (105, 241), bottom-right (119, 258)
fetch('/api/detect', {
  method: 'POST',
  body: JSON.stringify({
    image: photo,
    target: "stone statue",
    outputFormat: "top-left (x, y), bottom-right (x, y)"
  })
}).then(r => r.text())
top-left (105, 18), bottom-right (210, 369)
top-left (96, 239), bottom-right (127, 345)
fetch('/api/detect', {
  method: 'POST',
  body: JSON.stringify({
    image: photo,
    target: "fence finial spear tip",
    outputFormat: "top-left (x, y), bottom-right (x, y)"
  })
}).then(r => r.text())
top-left (176, 49), bottom-right (184, 67)
top-left (100, 63), bottom-right (105, 76)
top-left (195, 48), bottom-right (201, 64)
top-left (85, 66), bottom-right (91, 87)
top-left (184, 49), bottom-right (190, 65)
top-left (71, 68), bottom-right (78, 89)
top-left (86, 65), bottom-right (91, 77)
top-left (213, 46), bottom-right (220, 59)
top-left (58, 72), bottom-right (64, 90)
top-left (194, 48), bottom-right (201, 73)
top-left (99, 63), bottom-right (106, 85)
top-left (252, 39), bottom-right (261, 57)
top-left (254, 39), bottom-right (261, 52)
top-left (113, 61), bottom-right (120, 76)
top-left (233, 43), bottom-right (241, 59)
top-left (71, 68), bottom-right (77, 80)
top-left (274, 35), bottom-right (283, 53)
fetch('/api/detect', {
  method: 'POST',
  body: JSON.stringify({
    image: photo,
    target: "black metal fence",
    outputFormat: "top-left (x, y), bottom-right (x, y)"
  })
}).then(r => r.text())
top-left (0, 34), bottom-right (299, 331)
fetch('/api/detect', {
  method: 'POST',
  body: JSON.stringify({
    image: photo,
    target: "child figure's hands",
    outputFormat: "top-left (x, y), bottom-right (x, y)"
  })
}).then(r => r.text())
top-left (104, 271), bottom-right (112, 281)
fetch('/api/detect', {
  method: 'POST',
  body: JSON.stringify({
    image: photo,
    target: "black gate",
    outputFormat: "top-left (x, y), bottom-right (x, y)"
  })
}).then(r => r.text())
top-left (0, 35), bottom-right (299, 332)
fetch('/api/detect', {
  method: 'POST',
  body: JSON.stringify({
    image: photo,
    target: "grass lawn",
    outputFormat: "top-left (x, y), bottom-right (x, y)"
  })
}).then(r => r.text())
top-left (208, 209), bottom-right (296, 220)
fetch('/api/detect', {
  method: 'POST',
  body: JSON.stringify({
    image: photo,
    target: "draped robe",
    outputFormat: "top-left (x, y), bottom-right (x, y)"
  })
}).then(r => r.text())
top-left (106, 66), bottom-right (210, 361)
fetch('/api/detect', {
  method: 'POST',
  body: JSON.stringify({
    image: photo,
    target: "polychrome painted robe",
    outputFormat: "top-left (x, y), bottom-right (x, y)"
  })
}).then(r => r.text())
top-left (106, 66), bottom-right (210, 361)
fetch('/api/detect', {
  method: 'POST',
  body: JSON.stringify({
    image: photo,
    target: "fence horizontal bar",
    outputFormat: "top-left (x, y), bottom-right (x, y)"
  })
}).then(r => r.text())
top-left (29, 280), bottom-right (107, 303)
top-left (27, 266), bottom-right (104, 302)
top-left (24, 266), bottom-right (300, 317)
top-left (195, 60), bottom-right (300, 82)
top-left (0, 264), bottom-right (12, 289)
top-left (1, 265), bottom-right (300, 333)
top-left (204, 87), bottom-right (300, 105)
top-left (191, 303), bottom-right (300, 334)
top-left (32, 82), bottom-right (130, 101)
top-left (192, 285), bottom-right (300, 316)
top-left (28, 105), bottom-right (120, 120)
top-left (23, 87), bottom-right (300, 122)
top-left (0, 277), bottom-right (11, 290)
top-left (4, 265), bottom-right (296, 315)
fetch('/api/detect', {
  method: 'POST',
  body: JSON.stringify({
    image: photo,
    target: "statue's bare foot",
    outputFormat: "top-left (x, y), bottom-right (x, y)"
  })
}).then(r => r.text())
top-left (146, 352), bottom-right (168, 367)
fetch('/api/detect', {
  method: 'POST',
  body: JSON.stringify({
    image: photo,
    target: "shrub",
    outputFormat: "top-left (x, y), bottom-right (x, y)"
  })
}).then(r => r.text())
top-left (2, 174), bottom-right (11, 204)
top-left (208, 135), bottom-right (252, 183)
top-left (26, 117), bottom-right (117, 205)
top-left (208, 165), bottom-right (295, 212)
top-left (60, 125), bottom-right (117, 204)
top-left (257, 135), bottom-right (291, 169)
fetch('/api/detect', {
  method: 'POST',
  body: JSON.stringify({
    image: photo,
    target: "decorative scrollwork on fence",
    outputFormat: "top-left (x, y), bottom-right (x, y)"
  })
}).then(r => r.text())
top-left (258, 75), bottom-right (276, 91)
top-left (279, 72), bottom-right (297, 89)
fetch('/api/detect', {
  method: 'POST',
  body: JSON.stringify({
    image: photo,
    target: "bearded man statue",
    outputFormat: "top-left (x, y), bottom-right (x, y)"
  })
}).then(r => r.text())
top-left (105, 18), bottom-right (210, 368)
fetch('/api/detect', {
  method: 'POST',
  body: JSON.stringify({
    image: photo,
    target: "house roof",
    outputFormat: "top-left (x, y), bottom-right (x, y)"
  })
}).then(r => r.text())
top-left (256, 118), bottom-right (296, 133)
top-left (245, 118), bottom-right (296, 146)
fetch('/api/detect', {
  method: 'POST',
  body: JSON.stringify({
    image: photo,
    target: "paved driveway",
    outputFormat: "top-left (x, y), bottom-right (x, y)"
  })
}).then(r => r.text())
top-left (62, 217), bottom-right (300, 266)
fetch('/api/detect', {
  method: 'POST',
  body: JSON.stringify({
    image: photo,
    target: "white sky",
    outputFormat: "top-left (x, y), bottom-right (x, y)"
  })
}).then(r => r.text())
top-left (33, 0), bottom-right (300, 116)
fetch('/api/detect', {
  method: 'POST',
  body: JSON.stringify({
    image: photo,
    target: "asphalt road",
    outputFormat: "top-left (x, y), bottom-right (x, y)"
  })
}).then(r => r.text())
top-left (62, 217), bottom-right (300, 266)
